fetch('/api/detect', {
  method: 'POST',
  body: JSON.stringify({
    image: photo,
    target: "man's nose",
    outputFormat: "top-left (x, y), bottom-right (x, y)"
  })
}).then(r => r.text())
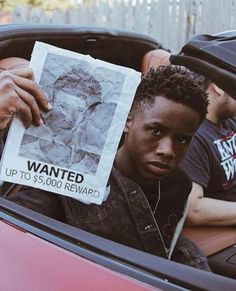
top-left (155, 137), bottom-right (176, 160)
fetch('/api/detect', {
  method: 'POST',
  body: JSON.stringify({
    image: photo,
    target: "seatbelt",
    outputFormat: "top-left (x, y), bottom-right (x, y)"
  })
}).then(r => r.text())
top-left (2, 183), bottom-right (22, 197)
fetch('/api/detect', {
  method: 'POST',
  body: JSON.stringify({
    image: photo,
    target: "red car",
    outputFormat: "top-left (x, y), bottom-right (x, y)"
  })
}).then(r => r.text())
top-left (0, 24), bottom-right (235, 290)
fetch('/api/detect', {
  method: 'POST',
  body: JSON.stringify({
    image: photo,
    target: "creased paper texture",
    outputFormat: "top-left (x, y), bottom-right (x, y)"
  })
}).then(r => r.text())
top-left (0, 41), bottom-right (141, 204)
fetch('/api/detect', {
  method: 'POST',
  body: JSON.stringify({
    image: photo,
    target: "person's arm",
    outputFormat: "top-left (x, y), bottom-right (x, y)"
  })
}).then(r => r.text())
top-left (0, 58), bottom-right (51, 131)
top-left (186, 181), bottom-right (236, 226)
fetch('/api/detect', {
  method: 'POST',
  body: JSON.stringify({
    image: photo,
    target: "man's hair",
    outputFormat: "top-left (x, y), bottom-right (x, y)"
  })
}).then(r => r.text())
top-left (131, 65), bottom-right (209, 123)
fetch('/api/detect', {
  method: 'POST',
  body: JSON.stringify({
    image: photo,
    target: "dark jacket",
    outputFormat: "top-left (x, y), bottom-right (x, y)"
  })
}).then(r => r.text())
top-left (4, 166), bottom-right (210, 270)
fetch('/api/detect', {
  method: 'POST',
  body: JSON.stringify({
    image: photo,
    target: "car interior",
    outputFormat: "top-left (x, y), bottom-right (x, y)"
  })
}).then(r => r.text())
top-left (0, 24), bottom-right (235, 289)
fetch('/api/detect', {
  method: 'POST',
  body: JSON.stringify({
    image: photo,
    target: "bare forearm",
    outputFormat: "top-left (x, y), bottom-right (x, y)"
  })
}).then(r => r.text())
top-left (187, 197), bottom-right (236, 226)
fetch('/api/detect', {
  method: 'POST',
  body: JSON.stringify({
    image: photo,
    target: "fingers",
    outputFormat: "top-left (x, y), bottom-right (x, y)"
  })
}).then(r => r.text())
top-left (0, 86), bottom-right (33, 130)
top-left (0, 70), bottom-right (52, 129)
top-left (0, 57), bottom-right (29, 70)
top-left (9, 67), bottom-right (35, 80)
top-left (14, 85), bottom-right (43, 126)
top-left (12, 73), bottom-right (51, 112)
top-left (0, 58), bottom-right (34, 80)
top-left (8, 95), bottom-right (33, 129)
top-left (3, 70), bottom-right (51, 112)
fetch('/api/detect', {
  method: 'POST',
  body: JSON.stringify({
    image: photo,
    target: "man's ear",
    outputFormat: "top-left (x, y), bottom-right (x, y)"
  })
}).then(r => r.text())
top-left (211, 83), bottom-right (224, 96)
top-left (124, 112), bottom-right (133, 134)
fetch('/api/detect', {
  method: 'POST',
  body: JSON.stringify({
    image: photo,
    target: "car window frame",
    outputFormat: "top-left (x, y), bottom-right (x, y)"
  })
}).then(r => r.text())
top-left (0, 197), bottom-right (235, 290)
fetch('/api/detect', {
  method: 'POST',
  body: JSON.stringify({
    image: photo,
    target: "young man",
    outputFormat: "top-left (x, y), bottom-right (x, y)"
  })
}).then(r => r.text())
top-left (170, 33), bottom-right (236, 226)
top-left (0, 59), bottom-right (210, 270)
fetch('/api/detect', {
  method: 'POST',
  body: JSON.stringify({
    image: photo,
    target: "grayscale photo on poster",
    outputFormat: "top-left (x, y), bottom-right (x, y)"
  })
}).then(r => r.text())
top-left (0, 42), bottom-right (140, 204)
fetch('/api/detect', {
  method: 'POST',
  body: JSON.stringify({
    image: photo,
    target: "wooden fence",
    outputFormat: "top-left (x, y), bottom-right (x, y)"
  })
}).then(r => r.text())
top-left (11, 0), bottom-right (236, 53)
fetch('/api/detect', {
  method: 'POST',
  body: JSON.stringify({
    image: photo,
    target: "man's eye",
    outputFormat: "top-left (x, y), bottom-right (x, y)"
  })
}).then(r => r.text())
top-left (178, 136), bottom-right (191, 145)
top-left (151, 128), bottom-right (162, 136)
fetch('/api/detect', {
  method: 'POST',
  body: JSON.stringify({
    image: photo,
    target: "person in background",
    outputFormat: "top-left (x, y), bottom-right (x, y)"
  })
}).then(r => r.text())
top-left (181, 81), bottom-right (236, 226)
top-left (170, 33), bottom-right (236, 227)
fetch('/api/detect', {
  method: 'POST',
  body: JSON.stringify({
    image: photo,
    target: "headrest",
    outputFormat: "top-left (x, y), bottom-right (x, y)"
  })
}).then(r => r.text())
top-left (141, 49), bottom-right (171, 74)
top-left (170, 31), bottom-right (236, 99)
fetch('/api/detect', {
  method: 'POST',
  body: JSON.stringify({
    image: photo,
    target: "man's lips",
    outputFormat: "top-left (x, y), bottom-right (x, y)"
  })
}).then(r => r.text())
top-left (147, 161), bottom-right (172, 175)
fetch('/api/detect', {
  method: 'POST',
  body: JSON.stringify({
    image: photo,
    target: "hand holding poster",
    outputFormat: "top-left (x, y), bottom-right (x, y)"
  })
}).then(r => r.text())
top-left (0, 42), bottom-right (140, 204)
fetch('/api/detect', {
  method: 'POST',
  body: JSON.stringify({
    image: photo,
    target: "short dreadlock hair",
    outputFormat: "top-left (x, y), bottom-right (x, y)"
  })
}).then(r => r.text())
top-left (131, 65), bottom-right (209, 124)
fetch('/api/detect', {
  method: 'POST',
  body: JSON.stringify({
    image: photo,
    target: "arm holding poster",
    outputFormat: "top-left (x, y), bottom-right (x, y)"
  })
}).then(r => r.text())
top-left (0, 58), bottom-right (51, 130)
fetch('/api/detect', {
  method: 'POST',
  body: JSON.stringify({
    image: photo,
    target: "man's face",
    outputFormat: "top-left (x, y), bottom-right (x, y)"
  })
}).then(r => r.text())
top-left (123, 96), bottom-right (201, 184)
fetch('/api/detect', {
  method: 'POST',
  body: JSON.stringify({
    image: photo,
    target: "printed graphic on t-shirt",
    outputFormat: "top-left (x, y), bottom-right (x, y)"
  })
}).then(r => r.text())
top-left (214, 131), bottom-right (236, 181)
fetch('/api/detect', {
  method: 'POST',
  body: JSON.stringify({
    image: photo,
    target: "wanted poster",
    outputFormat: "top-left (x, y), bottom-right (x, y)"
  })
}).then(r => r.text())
top-left (0, 41), bottom-right (140, 204)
